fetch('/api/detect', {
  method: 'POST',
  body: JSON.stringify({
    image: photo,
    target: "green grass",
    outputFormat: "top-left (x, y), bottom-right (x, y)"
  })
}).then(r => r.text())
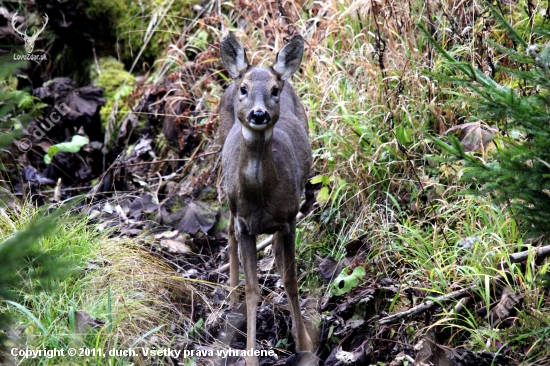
top-left (0, 198), bottom-right (193, 365)
top-left (273, 0), bottom-right (550, 361)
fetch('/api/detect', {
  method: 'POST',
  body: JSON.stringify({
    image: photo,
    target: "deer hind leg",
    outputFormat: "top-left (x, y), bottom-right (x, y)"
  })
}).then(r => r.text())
top-left (228, 213), bottom-right (240, 308)
top-left (273, 221), bottom-right (313, 353)
top-left (240, 229), bottom-right (260, 366)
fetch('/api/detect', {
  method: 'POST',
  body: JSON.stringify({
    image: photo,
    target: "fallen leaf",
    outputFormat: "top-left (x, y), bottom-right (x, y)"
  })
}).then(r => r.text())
top-left (177, 200), bottom-right (220, 234)
top-left (154, 230), bottom-right (179, 240)
top-left (45, 135), bottom-right (89, 164)
top-left (331, 267), bottom-right (366, 296)
top-left (487, 287), bottom-right (523, 328)
top-left (319, 257), bottom-right (342, 283)
top-left (68, 311), bottom-right (105, 334)
top-left (160, 239), bottom-right (192, 254)
top-left (444, 122), bottom-right (498, 152)
top-left (161, 188), bottom-right (220, 235)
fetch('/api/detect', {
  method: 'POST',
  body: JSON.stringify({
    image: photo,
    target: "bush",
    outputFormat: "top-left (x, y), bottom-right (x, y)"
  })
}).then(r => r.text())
top-left (426, 2), bottom-right (550, 237)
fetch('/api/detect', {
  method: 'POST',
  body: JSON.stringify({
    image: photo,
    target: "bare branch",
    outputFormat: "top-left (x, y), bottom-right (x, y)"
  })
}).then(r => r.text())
top-left (378, 245), bottom-right (550, 325)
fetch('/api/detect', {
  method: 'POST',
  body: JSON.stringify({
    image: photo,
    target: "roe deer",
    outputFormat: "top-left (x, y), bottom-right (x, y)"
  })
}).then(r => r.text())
top-left (219, 32), bottom-right (313, 365)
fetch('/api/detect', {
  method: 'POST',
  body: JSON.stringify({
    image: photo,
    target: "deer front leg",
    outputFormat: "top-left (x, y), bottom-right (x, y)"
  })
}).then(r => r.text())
top-left (228, 213), bottom-right (239, 308)
top-left (273, 222), bottom-right (313, 353)
top-left (240, 230), bottom-right (260, 366)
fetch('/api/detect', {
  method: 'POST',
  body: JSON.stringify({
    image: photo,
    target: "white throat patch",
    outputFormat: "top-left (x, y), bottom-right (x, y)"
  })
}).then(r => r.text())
top-left (241, 125), bottom-right (273, 143)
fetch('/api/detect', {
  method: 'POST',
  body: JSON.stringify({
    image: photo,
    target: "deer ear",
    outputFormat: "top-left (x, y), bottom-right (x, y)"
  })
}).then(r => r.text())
top-left (273, 35), bottom-right (304, 81)
top-left (220, 31), bottom-right (249, 78)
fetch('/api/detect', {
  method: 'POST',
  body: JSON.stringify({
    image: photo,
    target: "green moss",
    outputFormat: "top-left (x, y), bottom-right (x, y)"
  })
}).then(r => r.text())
top-left (85, 0), bottom-right (125, 22)
top-left (90, 57), bottom-right (135, 132)
top-left (91, 57), bottom-right (134, 98)
top-left (84, 0), bottom-right (204, 65)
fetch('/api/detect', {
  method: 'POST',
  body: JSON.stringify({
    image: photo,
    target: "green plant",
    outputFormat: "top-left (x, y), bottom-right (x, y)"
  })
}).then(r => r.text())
top-left (0, 200), bottom-right (194, 365)
top-left (44, 135), bottom-right (90, 164)
top-left (331, 266), bottom-right (366, 296)
top-left (86, 0), bottom-right (201, 65)
top-left (423, 1), bottom-right (550, 237)
top-left (0, 57), bottom-right (46, 147)
top-left (0, 57), bottom-right (67, 360)
top-left (0, 201), bottom-right (72, 359)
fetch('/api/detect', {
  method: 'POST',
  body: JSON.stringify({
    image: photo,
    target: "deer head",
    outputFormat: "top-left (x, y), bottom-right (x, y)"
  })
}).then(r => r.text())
top-left (220, 31), bottom-right (304, 138)
top-left (12, 11), bottom-right (49, 54)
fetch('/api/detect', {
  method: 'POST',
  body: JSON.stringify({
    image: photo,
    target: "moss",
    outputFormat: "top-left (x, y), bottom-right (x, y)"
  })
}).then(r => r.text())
top-left (91, 57), bottom-right (134, 98)
top-left (90, 57), bottom-right (135, 132)
top-left (85, 0), bottom-right (125, 22)
top-left (84, 0), bottom-right (204, 65)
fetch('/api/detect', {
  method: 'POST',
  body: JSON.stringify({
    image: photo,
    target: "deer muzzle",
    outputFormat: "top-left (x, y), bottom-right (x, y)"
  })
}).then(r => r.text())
top-left (247, 110), bottom-right (271, 127)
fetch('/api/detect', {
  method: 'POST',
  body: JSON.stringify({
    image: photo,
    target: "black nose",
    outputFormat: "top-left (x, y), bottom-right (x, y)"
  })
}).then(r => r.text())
top-left (248, 110), bottom-right (271, 125)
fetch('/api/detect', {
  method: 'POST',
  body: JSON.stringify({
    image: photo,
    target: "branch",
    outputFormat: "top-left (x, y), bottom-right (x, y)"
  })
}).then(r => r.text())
top-left (378, 244), bottom-right (550, 325)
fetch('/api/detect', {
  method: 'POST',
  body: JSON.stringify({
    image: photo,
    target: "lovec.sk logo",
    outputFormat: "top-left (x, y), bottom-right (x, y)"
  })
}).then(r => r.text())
top-left (12, 11), bottom-right (48, 60)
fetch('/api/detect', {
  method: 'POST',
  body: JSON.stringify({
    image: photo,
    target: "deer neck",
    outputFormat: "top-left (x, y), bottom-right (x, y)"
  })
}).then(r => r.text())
top-left (238, 124), bottom-right (275, 197)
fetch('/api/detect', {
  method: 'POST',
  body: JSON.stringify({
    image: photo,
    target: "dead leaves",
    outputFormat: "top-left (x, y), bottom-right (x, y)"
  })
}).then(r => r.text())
top-left (155, 231), bottom-right (192, 254)
top-left (315, 233), bottom-right (535, 365)
top-left (414, 332), bottom-right (510, 366)
top-left (476, 287), bottom-right (523, 329)
top-left (160, 187), bottom-right (220, 235)
top-left (68, 311), bottom-right (105, 335)
top-left (319, 257), bottom-right (342, 283)
top-left (444, 122), bottom-right (498, 153)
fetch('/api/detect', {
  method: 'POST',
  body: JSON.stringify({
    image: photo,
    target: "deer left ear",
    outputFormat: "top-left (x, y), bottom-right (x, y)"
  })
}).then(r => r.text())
top-left (273, 35), bottom-right (304, 81)
top-left (221, 31), bottom-right (249, 78)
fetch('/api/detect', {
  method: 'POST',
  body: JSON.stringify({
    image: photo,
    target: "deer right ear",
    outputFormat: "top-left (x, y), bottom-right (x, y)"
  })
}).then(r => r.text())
top-left (221, 31), bottom-right (249, 78)
top-left (273, 35), bottom-right (304, 81)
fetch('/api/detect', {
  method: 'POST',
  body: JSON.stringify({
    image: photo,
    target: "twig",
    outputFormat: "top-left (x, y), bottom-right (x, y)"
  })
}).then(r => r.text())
top-left (13, 186), bottom-right (95, 195)
top-left (508, 245), bottom-right (550, 263)
top-left (180, 139), bottom-right (205, 176)
top-left (378, 244), bottom-right (550, 325)
top-left (379, 286), bottom-right (477, 325)
top-left (121, 149), bottom-right (221, 168)
top-left (123, 158), bottom-right (190, 167)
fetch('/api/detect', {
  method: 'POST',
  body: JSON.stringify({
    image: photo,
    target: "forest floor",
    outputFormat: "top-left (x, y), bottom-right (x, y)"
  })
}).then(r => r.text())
top-left (1, 0), bottom-right (550, 365)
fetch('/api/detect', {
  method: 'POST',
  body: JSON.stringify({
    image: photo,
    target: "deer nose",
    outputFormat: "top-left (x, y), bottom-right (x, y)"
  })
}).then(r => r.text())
top-left (248, 110), bottom-right (271, 125)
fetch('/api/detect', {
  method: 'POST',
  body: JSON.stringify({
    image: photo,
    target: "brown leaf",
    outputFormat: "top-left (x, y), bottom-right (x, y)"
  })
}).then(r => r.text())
top-left (70, 311), bottom-right (105, 334)
top-left (487, 287), bottom-right (523, 328)
top-left (319, 257), bottom-right (342, 283)
top-left (414, 334), bottom-right (454, 366)
top-left (342, 234), bottom-right (370, 267)
top-left (444, 122), bottom-right (498, 152)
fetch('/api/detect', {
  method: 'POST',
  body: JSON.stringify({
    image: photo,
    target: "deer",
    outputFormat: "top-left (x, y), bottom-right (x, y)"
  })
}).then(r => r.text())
top-left (12, 11), bottom-right (49, 54)
top-left (219, 31), bottom-right (314, 366)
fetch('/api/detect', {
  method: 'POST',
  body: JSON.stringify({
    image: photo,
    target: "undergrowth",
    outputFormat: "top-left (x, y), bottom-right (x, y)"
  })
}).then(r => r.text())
top-left (132, 0), bottom-right (550, 361)
top-left (0, 197), bottom-right (194, 365)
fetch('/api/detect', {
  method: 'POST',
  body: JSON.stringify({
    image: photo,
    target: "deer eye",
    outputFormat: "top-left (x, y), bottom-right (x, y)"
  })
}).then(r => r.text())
top-left (271, 87), bottom-right (279, 97)
top-left (240, 86), bottom-right (248, 95)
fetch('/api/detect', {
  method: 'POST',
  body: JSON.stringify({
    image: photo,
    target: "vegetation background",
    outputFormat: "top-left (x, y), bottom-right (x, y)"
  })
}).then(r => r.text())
top-left (1, 0), bottom-right (549, 365)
